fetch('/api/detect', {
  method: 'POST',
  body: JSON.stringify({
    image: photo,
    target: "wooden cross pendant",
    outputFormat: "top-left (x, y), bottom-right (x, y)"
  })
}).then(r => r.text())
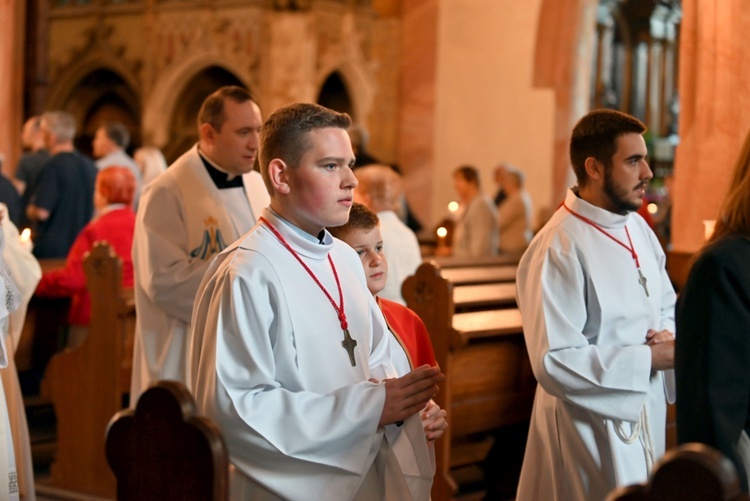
top-left (638, 269), bottom-right (649, 297)
top-left (341, 329), bottom-right (357, 366)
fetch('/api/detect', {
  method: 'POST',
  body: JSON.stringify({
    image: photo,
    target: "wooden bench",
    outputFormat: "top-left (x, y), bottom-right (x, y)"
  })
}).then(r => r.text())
top-left (607, 443), bottom-right (750, 501)
top-left (403, 261), bottom-right (535, 501)
top-left (440, 265), bottom-right (517, 286)
top-left (41, 242), bottom-right (136, 498)
top-left (106, 380), bottom-right (229, 501)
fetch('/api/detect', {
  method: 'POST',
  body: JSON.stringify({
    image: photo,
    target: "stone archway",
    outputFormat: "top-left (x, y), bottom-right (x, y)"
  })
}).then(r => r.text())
top-left (160, 66), bottom-right (246, 163)
top-left (317, 72), bottom-right (354, 118)
top-left (315, 59), bottom-right (376, 125)
top-left (46, 63), bottom-right (141, 157)
top-left (141, 54), bottom-right (256, 154)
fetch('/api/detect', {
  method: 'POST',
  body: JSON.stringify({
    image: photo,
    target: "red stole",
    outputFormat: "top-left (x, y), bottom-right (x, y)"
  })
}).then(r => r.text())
top-left (376, 296), bottom-right (438, 369)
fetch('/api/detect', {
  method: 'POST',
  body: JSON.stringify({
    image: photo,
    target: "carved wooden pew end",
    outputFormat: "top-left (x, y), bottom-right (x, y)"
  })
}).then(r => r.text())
top-left (606, 443), bottom-right (750, 501)
top-left (106, 380), bottom-right (229, 501)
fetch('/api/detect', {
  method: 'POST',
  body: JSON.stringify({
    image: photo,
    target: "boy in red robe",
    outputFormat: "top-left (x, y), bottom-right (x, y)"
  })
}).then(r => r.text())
top-left (329, 202), bottom-right (446, 444)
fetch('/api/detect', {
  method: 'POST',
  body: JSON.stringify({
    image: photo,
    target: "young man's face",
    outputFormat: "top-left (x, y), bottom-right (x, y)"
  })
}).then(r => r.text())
top-left (601, 132), bottom-right (652, 214)
top-left (340, 226), bottom-right (388, 295)
top-left (203, 99), bottom-right (263, 176)
top-left (284, 127), bottom-right (358, 235)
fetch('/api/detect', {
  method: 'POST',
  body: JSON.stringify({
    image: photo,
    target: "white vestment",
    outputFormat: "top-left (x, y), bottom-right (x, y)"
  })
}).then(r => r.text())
top-left (131, 145), bottom-right (269, 401)
top-left (377, 211), bottom-right (422, 305)
top-left (189, 209), bottom-right (432, 501)
top-left (1, 210), bottom-right (40, 501)
top-left (515, 189), bottom-right (676, 501)
top-left (0, 221), bottom-right (20, 501)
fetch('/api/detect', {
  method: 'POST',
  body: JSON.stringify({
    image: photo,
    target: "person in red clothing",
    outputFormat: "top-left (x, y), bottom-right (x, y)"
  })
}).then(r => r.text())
top-left (35, 166), bottom-right (136, 348)
top-left (329, 202), bottom-right (447, 444)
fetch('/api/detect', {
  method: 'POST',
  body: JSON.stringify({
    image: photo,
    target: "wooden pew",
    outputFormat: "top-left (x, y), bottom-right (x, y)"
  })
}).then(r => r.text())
top-left (106, 380), bottom-right (229, 501)
top-left (607, 443), bottom-right (750, 501)
top-left (441, 265), bottom-right (517, 286)
top-left (403, 261), bottom-right (535, 501)
top-left (41, 242), bottom-right (135, 498)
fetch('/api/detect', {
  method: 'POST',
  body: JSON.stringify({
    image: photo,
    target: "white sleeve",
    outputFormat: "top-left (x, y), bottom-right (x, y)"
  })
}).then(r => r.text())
top-left (517, 233), bottom-right (653, 422)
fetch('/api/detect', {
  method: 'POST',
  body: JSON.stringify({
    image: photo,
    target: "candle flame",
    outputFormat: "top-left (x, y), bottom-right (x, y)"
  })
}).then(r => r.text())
top-left (436, 227), bottom-right (447, 238)
top-left (20, 228), bottom-right (31, 242)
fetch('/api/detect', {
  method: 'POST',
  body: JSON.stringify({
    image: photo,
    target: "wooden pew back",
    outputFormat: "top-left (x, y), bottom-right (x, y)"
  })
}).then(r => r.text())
top-left (607, 443), bottom-right (750, 501)
top-left (403, 261), bottom-right (534, 500)
top-left (41, 241), bottom-right (135, 498)
top-left (106, 380), bottom-right (229, 501)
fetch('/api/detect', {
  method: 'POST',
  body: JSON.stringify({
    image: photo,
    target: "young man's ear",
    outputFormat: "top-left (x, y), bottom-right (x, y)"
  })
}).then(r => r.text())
top-left (584, 157), bottom-right (604, 183)
top-left (268, 159), bottom-right (291, 195)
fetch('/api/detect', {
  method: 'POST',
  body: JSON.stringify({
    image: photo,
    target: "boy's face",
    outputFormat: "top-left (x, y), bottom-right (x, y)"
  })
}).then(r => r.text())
top-left (341, 226), bottom-right (388, 295)
top-left (284, 127), bottom-right (358, 235)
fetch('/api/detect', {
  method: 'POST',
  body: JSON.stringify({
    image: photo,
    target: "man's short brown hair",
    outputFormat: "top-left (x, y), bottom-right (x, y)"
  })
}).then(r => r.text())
top-left (454, 165), bottom-right (481, 187)
top-left (259, 103), bottom-right (351, 193)
top-left (328, 202), bottom-right (379, 240)
top-left (570, 109), bottom-right (646, 187)
top-left (197, 86), bottom-right (256, 132)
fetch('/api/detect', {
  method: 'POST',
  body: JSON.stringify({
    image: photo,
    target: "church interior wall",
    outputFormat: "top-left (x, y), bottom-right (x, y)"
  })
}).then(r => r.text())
top-left (429, 0), bottom-right (556, 230)
top-left (5, 0), bottom-right (744, 254)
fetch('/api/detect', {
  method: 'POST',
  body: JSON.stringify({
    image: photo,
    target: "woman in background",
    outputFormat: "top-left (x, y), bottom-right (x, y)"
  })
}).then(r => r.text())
top-left (676, 129), bottom-right (750, 492)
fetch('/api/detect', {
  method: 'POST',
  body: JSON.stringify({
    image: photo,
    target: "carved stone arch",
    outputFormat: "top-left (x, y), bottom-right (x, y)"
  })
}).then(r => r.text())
top-left (45, 54), bottom-right (140, 113)
top-left (45, 57), bottom-right (141, 155)
top-left (141, 54), bottom-right (258, 150)
top-left (315, 58), bottom-right (375, 124)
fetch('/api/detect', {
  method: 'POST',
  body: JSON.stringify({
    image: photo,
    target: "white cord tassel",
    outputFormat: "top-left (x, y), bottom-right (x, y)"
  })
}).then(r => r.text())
top-left (615, 404), bottom-right (656, 473)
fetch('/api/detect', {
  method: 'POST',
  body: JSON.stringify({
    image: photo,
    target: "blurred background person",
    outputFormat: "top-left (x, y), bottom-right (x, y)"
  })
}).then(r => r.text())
top-left (35, 167), bottom-right (136, 349)
top-left (676, 130), bottom-right (750, 493)
top-left (354, 164), bottom-right (421, 305)
top-left (441, 165), bottom-right (498, 258)
top-left (349, 124), bottom-right (423, 233)
top-left (493, 162), bottom-right (509, 207)
top-left (497, 164), bottom-right (533, 254)
top-left (0, 155), bottom-right (23, 228)
top-left (27, 111), bottom-right (98, 259)
top-left (133, 146), bottom-right (167, 187)
top-left (13, 116), bottom-right (49, 226)
top-left (92, 122), bottom-right (142, 206)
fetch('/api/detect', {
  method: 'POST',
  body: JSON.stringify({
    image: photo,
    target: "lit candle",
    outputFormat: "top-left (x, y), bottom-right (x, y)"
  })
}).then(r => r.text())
top-left (448, 201), bottom-right (459, 214)
top-left (19, 228), bottom-right (32, 252)
top-left (436, 226), bottom-right (447, 249)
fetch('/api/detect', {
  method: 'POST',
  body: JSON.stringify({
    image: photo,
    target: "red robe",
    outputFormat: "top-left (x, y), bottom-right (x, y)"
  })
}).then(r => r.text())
top-left (35, 207), bottom-right (136, 325)
top-left (377, 296), bottom-right (438, 369)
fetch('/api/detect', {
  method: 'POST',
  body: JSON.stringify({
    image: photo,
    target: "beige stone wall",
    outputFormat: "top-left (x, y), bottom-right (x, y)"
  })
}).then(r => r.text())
top-left (42, 2), bottom-right (391, 159)
top-left (672, 0), bottom-right (750, 252)
top-left (400, 0), bottom-right (557, 229)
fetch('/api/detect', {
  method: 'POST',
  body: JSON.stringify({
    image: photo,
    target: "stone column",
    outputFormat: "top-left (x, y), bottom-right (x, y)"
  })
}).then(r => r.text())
top-left (398, 0), bottom-right (438, 228)
top-left (672, 0), bottom-right (750, 251)
top-left (260, 9), bottom-right (317, 115)
top-left (0, 0), bottom-right (26, 176)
